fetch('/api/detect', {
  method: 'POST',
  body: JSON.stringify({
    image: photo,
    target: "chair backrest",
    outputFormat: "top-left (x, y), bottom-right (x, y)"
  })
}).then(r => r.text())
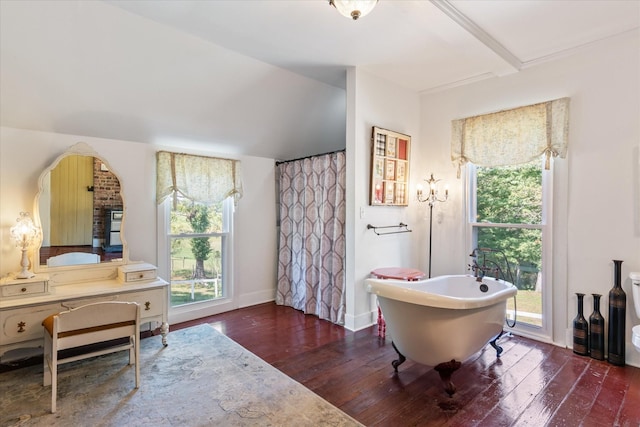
top-left (47, 252), bottom-right (100, 267)
top-left (42, 301), bottom-right (141, 413)
top-left (55, 301), bottom-right (139, 334)
top-left (43, 301), bottom-right (140, 352)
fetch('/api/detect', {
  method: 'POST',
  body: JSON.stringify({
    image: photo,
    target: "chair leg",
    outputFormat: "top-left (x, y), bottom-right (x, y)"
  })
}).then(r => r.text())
top-left (51, 357), bottom-right (57, 413)
top-left (51, 338), bottom-right (58, 413)
top-left (128, 336), bottom-right (135, 366)
top-left (134, 336), bottom-right (140, 389)
top-left (43, 355), bottom-right (52, 386)
top-left (43, 334), bottom-right (51, 387)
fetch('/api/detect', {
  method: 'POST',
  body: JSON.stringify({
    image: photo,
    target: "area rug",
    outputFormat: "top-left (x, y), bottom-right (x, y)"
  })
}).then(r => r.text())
top-left (0, 324), bottom-right (362, 426)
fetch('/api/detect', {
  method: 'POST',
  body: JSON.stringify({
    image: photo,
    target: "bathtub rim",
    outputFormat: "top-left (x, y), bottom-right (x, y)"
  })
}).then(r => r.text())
top-left (365, 274), bottom-right (517, 310)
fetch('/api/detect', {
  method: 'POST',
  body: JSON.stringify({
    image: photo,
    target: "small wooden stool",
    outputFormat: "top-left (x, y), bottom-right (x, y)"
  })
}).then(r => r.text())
top-left (370, 268), bottom-right (426, 338)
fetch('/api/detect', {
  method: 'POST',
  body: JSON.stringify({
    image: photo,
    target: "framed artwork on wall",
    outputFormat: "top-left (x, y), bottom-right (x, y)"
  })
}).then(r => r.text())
top-left (385, 159), bottom-right (396, 180)
top-left (384, 182), bottom-right (395, 204)
top-left (370, 127), bottom-right (411, 206)
top-left (396, 162), bottom-right (406, 182)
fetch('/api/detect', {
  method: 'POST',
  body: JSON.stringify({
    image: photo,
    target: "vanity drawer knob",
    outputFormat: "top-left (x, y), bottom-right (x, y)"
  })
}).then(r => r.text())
top-left (145, 301), bottom-right (151, 311)
top-left (17, 321), bottom-right (26, 333)
top-left (21, 287), bottom-right (27, 293)
top-left (139, 273), bottom-right (144, 279)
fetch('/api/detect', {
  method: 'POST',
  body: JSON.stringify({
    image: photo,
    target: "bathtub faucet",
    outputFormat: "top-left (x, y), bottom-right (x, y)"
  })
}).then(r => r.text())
top-left (469, 247), bottom-right (512, 283)
top-left (469, 259), bottom-right (503, 282)
top-left (469, 259), bottom-right (483, 281)
top-left (468, 254), bottom-right (481, 281)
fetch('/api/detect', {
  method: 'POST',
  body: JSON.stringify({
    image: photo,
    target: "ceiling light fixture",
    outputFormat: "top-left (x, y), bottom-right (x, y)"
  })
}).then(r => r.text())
top-left (329, 0), bottom-right (378, 20)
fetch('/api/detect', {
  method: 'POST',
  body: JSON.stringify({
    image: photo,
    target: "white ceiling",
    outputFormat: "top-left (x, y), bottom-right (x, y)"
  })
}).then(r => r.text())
top-left (105, 0), bottom-right (639, 92)
top-left (1, 0), bottom-right (638, 159)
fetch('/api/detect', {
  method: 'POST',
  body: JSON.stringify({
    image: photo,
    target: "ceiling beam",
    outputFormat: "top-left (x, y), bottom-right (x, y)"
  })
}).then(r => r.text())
top-left (430, 0), bottom-right (523, 72)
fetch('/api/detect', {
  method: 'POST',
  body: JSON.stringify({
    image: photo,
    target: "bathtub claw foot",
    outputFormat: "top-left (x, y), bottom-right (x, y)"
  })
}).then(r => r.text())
top-left (435, 360), bottom-right (462, 397)
top-left (490, 330), bottom-right (505, 357)
top-left (391, 341), bottom-right (406, 372)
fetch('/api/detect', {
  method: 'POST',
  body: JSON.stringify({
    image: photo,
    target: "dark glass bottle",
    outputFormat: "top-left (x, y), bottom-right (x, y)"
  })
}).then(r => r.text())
top-left (607, 260), bottom-right (626, 366)
top-left (589, 294), bottom-right (605, 360)
top-left (573, 293), bottom-right (589, 356)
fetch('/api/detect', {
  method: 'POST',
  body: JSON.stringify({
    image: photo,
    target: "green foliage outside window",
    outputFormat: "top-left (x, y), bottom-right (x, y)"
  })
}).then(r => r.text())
top-left (169, 198), bottom-right (225, 306)
top-left (186, 204), bottom-right (212, 279)
top-left (476, 163), bottom-right (541, 224)
top-left (170, 198), bottom-right (223, 234)
top-left (476, 162), bottom-right (542, 291)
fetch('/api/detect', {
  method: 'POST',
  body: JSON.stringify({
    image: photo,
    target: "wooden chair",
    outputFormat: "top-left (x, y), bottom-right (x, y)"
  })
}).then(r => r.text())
top-left (42, 301), bottom-right (140, 413)
top-left (46, 252), bottom-right (100, 267)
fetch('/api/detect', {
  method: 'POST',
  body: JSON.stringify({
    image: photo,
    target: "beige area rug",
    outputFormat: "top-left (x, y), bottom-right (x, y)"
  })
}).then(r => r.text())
top-left (0, 324), bottom-right (361, 427)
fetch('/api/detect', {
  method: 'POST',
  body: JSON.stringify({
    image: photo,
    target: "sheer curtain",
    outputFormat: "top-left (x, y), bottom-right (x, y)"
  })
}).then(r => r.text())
top-left (276, 151), bottom-right (346, 325)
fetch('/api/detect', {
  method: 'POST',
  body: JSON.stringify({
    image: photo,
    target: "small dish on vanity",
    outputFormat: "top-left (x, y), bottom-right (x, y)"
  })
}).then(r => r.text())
top-left (0, 274), bottom-right (50, 299)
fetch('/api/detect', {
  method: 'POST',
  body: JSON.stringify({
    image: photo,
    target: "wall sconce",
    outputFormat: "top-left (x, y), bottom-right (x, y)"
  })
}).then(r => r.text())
top-left (416, 174), bottom-right (448, 278)
top-left (329, 0), bottom-right (378, 20)
top-left (10, 212), bottom-right (41, 279)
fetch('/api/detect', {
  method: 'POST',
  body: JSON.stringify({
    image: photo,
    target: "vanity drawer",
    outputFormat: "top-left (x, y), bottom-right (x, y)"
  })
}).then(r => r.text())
top-left (65, 290), bottom-right (164, 319)
top-left (122, 269), bottom-right (156, 283)
top-left (61, 295), bottom-right (119, 310)
top-left (0, 303), bottom-right (61, 344)
top-left (1, 280), bottom-right (48, 298)
top-left (0, 274), bottom-right (49, 299)
top-left (119, 289), bottom-right (166, 319)
top-left (118, 263), bottom-right (157, 283)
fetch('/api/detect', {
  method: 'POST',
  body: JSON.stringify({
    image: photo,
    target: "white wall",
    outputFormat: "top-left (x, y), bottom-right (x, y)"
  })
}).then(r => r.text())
top-left (234, 156), bottom-right (278, 308)
top-left (344, 68), bottom-right (423, 331)
top-left (0, 127), bottom-right (277, 312)
top-left (417, 31), bottom-right (640, 367)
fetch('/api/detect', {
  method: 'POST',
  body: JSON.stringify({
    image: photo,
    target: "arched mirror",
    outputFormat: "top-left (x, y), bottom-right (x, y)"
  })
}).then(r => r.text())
top-left (34, 143), bottom-right (128, 271)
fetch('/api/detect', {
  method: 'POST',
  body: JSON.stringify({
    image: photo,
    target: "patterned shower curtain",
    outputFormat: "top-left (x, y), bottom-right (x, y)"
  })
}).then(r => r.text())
top-left (275, 151), bottom-right (346, 325)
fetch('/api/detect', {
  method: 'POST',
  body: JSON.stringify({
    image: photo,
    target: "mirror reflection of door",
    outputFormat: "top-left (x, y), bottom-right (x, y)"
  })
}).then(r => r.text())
top-left (50, 155), bottom-right (93, 245)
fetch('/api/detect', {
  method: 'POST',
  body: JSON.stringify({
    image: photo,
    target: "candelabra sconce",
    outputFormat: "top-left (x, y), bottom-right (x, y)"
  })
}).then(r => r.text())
top-left (10, 212), bottom-right (41, 279)
top-left (416, 173), bottom-right (448, 207)
top-left (416, 174), bottom-right (448, 278)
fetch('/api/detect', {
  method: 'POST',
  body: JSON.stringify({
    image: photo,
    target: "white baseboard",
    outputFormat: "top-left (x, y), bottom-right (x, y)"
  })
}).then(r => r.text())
top-left (345, 310), bottom-right (376, 332)
top-left (238, 289), bottom-right (275, 308)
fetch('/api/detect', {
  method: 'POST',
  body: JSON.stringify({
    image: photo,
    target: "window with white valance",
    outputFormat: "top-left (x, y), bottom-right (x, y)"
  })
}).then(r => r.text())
top-left (156, 151), bottom-right (243, 206)
top-left (451, 97), bottom-right (570, 177)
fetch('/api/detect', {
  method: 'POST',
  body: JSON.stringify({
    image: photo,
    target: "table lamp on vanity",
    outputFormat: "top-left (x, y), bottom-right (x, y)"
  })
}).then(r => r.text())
top-left (10, 212), bottom-right (41, 279)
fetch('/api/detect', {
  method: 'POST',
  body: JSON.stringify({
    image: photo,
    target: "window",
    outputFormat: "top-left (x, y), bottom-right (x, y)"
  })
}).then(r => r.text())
top-left (453, 99), bottom-right (569, 342)
top-left (168, 197), bottom-right (228, 306)
top-left (156, 151), bottom-right (242, 324)
top-left (467, 158), bottom-right (552, 339)
top-left (159, 196), bottom-right (234, 322)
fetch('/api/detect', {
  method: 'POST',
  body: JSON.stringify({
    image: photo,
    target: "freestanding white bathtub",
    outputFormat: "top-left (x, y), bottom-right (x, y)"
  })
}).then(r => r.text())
top-left (365, 274), bottom-right (517, 396)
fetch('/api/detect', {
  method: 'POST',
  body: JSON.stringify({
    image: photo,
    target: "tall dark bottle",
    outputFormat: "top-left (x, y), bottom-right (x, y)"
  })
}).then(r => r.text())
top-left (589, 294), bottom-right (605, 360)
top-left (607, 260), bottom-right (626, 366)
top-left (573, 293), bottom-right (589, 356)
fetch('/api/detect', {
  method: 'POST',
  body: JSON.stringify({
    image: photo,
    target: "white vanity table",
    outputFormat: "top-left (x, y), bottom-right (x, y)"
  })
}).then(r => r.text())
top-left (0, 268), bottom-right (169, 362)
top-left (0, 143), bottom-right (169, 363)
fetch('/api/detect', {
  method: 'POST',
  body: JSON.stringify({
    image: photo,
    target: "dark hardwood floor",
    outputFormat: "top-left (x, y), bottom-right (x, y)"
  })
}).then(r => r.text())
top-left (175, 302), bottom-right (640, 427)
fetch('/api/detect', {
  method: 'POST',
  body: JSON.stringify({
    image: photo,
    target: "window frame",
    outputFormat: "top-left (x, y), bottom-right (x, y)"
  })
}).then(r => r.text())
top-left (465, 158), bottom-right (554, 342)
top-left (157, 197), bottom-right (236, 325)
